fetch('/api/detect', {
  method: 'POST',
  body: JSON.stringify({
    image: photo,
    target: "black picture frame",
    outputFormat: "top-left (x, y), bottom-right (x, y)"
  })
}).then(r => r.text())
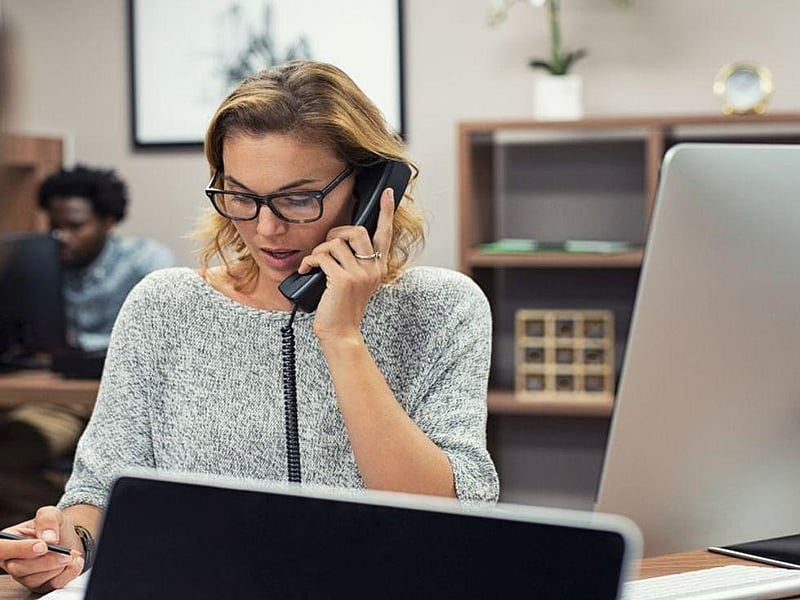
top-left (127, 0), bottom-right (406, 149)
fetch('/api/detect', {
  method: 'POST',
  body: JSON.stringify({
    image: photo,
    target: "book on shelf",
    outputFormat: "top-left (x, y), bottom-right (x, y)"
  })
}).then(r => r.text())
top-left (479, 239), bottom-right (636, 254)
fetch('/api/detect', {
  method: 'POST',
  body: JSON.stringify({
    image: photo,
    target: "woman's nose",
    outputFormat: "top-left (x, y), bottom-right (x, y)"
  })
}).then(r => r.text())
top-left (255, 206), bottom-right (290, 236)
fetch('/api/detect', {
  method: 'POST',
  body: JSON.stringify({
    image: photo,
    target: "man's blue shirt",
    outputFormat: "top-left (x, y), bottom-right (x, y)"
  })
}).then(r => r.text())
top-left (63, 235), bottom-right (175, 352)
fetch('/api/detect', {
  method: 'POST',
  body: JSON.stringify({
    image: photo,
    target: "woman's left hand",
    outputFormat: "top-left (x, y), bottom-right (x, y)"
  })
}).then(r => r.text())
top-left (297, 188), bottom-right (395, 343)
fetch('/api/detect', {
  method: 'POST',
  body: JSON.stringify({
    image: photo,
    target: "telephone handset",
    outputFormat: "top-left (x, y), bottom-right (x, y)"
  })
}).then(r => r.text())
top-left (278, 160), bottom-right (410, 483)
top-left (278, 160), bottom-right (411, 312)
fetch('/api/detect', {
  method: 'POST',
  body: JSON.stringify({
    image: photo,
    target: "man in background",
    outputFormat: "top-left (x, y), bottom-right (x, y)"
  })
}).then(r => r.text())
top-left (0, 165), bottom-right (175, 524)
top-left (43, 165), bottom-right (174, 352)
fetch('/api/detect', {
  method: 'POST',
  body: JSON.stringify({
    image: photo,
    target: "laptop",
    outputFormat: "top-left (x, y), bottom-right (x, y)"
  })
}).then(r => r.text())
top-left (596, 143), bottom-right (800, 557)
top-left (79, 471), bottom-right (640, 599)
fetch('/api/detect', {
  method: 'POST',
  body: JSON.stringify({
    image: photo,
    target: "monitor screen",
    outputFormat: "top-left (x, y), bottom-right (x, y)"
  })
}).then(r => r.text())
top-left (0, 232), bottom-right (67, 369)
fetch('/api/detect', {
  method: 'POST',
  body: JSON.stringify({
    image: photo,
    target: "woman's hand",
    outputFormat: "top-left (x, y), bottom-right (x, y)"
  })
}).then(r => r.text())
top-left (0, 506), bottom-right (84, 593)
top-left (298, 188), bottom-right (395, 343)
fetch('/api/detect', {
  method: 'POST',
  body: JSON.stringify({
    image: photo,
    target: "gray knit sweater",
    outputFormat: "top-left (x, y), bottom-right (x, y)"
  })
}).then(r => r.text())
top-left (60, 266), bottom-right (499, 508)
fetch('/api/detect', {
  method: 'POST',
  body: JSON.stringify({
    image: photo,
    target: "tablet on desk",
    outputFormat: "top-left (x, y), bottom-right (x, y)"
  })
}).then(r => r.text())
top-left (709, 533), bottom-right (800, 569)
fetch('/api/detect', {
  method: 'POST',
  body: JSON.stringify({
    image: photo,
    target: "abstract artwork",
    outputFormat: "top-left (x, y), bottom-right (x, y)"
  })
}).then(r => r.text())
top-left (129, 0), bottom-right (404, 147)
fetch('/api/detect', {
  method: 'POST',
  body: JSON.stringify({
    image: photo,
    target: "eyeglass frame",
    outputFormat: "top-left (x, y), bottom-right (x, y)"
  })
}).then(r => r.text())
top-left (204, 164), bottom-right (355, 224)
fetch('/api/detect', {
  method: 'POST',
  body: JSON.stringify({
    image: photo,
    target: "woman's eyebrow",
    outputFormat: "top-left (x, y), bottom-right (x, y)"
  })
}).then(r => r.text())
top-left (224, 174), bottom-right (318, 194)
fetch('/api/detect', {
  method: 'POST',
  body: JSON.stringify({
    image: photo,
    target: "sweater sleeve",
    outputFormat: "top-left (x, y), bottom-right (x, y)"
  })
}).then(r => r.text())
top-left (406, 272), bottom-right (499, 503)
top-left (58, 276), bottom-right (163, 510)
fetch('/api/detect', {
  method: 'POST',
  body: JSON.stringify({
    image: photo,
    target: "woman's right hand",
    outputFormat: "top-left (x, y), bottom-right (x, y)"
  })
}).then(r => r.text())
top-left (0, 506), bottom-right (84, 593)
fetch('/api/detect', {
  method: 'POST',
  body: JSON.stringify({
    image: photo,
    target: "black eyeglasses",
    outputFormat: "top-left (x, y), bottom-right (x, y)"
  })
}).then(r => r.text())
top-left (204, 165), bottom-right (355, 223)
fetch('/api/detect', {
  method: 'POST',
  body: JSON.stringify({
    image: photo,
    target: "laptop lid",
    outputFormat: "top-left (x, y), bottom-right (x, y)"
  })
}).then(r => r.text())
top-left (596, 143), bottom-right (800, 557)
top-left (84, 471), bottom-right (640, 599)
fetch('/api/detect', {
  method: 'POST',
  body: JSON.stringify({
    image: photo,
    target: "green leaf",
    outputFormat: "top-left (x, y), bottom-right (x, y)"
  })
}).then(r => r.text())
top-left (528, 59), bottom-right (558, 74)
top-left (533, 48), bottom-right (586, 75)
top-left (561, 48), bottom-right (588, 73)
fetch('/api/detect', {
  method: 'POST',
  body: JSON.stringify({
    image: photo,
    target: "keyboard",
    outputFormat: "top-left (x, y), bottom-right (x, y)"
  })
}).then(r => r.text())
top-left (624, 565), bottom-right (800, 600)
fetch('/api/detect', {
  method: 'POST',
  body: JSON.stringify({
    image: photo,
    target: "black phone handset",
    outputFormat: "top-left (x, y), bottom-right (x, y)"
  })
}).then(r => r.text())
top-left (277, 160), bottom-right (411, 483)
top-left (278, 160), bottom-right (411, 313)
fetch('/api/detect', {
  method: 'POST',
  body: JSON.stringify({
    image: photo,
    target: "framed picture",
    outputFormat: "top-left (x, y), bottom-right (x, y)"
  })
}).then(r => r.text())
top-left (128, 0), bottom-right (405, 148)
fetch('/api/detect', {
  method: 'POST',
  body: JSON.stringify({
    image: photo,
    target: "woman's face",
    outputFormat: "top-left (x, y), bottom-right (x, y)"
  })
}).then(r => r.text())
top-left (222, 132), bottom-right (356, 290)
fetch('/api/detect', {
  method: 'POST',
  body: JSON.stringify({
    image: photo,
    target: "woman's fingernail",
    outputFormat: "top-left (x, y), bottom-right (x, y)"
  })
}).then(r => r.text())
top-left (41, 530), bottom-right (57, 542)
top-left (58, 553), bottom-right (72, 564)
top-left (33, 542), bottom-right (47, 554)
top-left (75, 556), bottom-right (84, 570)
top-left (387, 188), bottom-right (394, 201)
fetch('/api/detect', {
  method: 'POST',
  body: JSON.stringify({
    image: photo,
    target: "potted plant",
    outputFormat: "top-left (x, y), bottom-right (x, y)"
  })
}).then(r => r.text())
top-left (489, 0), bottom-right (632, 120)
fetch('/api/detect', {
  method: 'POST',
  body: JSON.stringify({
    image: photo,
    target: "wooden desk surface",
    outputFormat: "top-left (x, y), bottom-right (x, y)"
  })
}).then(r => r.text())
top-left (636, 548), bottom-right (774, 579)
top-left (0, 370), bottom-right (99, 410)
top-left (0, 550), bottom-right (781, 599)
top-left (0, 578), bottom-right (32, 600)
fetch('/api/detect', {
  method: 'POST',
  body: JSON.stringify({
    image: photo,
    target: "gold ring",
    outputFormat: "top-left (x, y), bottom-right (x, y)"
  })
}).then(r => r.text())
top-left (354, 250), bottom-right (382, 260)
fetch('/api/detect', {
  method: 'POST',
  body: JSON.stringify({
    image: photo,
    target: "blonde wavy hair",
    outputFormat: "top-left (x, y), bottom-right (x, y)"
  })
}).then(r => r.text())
top-left (194, 60), bottom-right (425, 290)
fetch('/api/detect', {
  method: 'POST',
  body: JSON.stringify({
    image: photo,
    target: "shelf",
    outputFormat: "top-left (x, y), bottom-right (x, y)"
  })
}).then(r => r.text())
top-left (1, 134), bottom-right (63, 233)
top-left (1, 134), bottom-right (63, 168)
top-left (487, 389), bottom-right (613, 417)
top-left (460, 114), bottom-right (800, 420)
top-left (458, 112), bottom-right (800, 136)
top-left (466, 248), bottom-right (643, 269)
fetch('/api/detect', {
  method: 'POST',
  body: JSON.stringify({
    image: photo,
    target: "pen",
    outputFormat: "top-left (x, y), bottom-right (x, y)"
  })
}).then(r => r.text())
top-left (0, 531), bottom-right (73, 556)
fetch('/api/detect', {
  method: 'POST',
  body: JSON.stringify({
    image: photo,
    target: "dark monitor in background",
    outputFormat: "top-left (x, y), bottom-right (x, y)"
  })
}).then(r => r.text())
top-left (0, 232), bottom-right (67, 371)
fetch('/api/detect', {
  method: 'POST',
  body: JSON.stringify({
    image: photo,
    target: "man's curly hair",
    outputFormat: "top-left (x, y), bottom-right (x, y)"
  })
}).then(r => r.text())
top-left (38, 165), bottom-right (128, 222)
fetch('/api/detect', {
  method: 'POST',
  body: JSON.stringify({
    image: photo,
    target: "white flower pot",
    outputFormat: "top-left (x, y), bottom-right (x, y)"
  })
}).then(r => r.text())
top-left (532, 73), bottom-right (584, 121)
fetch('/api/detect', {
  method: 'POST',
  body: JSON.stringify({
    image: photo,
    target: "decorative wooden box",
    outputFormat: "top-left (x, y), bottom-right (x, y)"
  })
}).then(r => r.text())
top-left (514, 309), bottom-right (615, 404)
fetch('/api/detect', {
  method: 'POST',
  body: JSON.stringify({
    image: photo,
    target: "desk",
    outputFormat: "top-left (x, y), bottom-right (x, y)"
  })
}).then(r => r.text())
top-left (0, 370), bottom-right (99, 411)
top-left (0, 550), bottom-right (783, 599)
top-left (0, 578), bottom-right (32, 600)
top-left (636, 549), bottom-right (774, 579)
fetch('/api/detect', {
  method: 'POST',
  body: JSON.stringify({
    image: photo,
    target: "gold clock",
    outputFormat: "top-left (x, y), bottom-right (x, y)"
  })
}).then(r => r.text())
top-left (713, 63), bottom-right (774, 115)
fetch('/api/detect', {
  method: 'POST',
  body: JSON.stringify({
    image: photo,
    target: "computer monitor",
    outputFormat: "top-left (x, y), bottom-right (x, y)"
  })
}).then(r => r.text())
top-left (0, 232), bottom-right (67, 369)
top-left (596, 143), bottom-right (800, 557)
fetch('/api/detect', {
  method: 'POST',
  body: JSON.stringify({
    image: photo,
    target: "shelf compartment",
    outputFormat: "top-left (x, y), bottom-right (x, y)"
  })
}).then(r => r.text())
top-left (485, 268), bottom-right (640, 393)
top-left (493, 139), bottom-right (648, 246)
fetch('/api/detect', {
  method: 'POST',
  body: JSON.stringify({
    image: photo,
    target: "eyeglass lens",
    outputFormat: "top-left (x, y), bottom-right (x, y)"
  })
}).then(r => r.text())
top-left (212, 191), bottom-right (320, 221)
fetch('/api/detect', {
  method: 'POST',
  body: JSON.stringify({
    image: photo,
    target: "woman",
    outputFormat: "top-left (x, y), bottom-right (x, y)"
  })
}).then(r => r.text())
top-left (0, 60), bottom-right (498, 592)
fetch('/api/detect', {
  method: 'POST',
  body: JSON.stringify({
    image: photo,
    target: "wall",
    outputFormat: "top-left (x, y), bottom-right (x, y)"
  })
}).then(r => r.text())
top-left (4, 0), bottom-right (800, 266)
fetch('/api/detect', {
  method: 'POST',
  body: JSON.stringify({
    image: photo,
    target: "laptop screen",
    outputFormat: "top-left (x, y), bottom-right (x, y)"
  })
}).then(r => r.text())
top-left (85, 473), bottom-right (638, 599)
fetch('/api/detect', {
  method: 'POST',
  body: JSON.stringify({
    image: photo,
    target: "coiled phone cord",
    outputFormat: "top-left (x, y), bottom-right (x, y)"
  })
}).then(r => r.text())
top-left (280, 305), bottom-right (302, 483)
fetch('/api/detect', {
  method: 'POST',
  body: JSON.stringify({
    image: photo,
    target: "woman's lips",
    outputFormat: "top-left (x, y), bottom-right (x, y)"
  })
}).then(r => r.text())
top-left (259, 248), bottom-right (302, 270)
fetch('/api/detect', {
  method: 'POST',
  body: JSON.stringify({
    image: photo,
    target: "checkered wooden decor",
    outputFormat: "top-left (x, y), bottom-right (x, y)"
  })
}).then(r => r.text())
top-left (514, 309), bottom-right (615, 403)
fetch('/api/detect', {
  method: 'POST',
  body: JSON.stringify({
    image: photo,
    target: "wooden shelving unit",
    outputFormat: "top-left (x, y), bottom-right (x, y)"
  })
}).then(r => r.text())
top-left (458, 113), bottom-right (800, 417)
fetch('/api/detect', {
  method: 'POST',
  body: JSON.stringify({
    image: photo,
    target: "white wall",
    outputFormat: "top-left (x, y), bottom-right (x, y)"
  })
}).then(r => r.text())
top-left (4, 0), bottom-right (800, 267)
